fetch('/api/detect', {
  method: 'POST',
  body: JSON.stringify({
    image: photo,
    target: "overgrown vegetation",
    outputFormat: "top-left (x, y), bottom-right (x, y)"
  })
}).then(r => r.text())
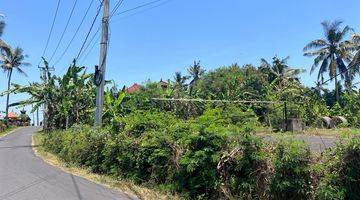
top-left (40, 118), bottom-right (360, 199)
top-left (2, 17), bottom-right (360, 199)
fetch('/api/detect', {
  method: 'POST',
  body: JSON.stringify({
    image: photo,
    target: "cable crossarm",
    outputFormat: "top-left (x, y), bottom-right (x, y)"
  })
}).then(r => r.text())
top-left (49, 0), bottom-right (79, 63)
top-left (38, 0), bottom-right (61, 66)
top-left (151, 98), bottom-right (281, 104)
top-left (53, 0), bottom-right (95, 66)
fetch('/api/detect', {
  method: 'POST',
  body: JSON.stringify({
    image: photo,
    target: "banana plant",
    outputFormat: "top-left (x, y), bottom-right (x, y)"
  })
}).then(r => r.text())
top-left (103, 86), bottom-right (127, 130)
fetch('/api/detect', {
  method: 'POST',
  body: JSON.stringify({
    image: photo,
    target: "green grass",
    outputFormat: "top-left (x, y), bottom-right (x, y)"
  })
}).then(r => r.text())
top-left (0, 126), bottom-right (17, 137)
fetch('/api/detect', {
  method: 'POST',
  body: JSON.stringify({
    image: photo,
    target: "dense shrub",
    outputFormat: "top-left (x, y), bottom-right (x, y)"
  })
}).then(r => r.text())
top-left (217, 133), bottom-right (270, 199)
top-left (41, 107), bottom-right (359, 200)
top-left (42, 125), bottom-right (108, 173)
top-left (42, 108), bottom-right (270, 199)
top-left (316, 138), bottom-right (360, 200)
top-left (269, 137), bottom-right (313, 200)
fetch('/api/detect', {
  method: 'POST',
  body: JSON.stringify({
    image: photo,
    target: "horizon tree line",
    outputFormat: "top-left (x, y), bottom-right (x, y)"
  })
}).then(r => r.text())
top-left (1, 19), bottom-right (360, 127)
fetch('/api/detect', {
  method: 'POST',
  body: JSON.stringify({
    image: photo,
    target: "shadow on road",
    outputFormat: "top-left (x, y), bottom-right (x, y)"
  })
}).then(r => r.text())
top-left (71, 174), bottom-right (84, 200)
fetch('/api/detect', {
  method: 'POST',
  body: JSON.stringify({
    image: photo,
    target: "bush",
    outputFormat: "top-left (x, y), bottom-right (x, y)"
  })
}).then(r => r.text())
top-left (217, 133), bottom-right (270, 199)
top-left (269, 137), bottom-right (313, 200)
top-left (316, 138), bottom-right (360, 200)
top-left (41, 109), bottom-right (360, 199)
top-left (42, 125), bottom-right (108, 173)
top-left (42, 108), bottom-right (266, 199)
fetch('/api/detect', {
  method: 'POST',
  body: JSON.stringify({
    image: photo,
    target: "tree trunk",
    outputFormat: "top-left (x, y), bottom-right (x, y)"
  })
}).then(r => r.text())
top-left (5, 69), bottom-right (13, 126)
top-left (334, 70), bottom-right (340, 103)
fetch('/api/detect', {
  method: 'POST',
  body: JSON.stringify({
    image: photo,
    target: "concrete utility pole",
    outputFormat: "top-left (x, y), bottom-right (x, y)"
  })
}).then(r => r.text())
top-left (38, 64), bottom-right (54, 130)
top-left (36, 108), bottom-right (39, 126)
top-left (94, 0), bottom-right (110, 126)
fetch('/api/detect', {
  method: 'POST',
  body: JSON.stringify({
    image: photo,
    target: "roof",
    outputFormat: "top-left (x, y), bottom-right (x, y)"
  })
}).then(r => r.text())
top-left (159, 79), bottom-right (168, 87)
top-left (7, 112), bottom-right (18, 119)
top-left (127, 83), bottom-right (141, 93)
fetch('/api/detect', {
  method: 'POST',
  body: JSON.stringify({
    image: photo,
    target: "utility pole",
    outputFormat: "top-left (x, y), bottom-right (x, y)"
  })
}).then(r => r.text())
top-left (36, 108), bottom-right (39, 126)
top-left (32, 105), bottom-right (35, 126)
top-left (38, 63), bottom-right (54, 130)
top-left (94, 0), bottom-right (110, 126)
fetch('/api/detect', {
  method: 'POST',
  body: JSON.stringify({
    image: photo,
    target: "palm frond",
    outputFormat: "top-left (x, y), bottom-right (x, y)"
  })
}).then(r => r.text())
top-left (303, 39), bottom-right (328, 51)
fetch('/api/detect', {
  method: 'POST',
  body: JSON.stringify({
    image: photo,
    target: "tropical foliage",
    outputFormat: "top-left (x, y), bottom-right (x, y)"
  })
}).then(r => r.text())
top-left (0, 46), bottom-right (30, 123)
top-left (304, 20), bottom-right (355, 101)
top-left (2, 19), bottom-right (360, 200)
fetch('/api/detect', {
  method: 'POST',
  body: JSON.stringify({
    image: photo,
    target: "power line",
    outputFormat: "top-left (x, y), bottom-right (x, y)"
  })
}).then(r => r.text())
top-left (75, 0), bottom-right (104, 61)
top-left (53, 0), bottom-right (95, 67)
top-left (151, 98), bottom-right (281, 104)
top-left (111, 0), bottom-right (125, 16)
top-left (48, 0), bottom-right (79, 63)
top-left (38, 0), bottom-right (61, 66)
top-left (79, 0), bottom-right (172, 64)
top-left (112, 0), bottom-right (165, 17)
top-left (321, 63), bottom-right (360, 85)
top-left (77, 0), bottom-right (124, 63)
top-left (80, 32), bottom-right (101, 64)
top-left (114, 0), bottom-right (173, 21)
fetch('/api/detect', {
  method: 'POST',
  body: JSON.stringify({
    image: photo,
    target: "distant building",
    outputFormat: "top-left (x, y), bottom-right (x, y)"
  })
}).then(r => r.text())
top-left (7, 111), bottom-right (18, 120)
top-left (127, 83), bottom-right (141, 93)
top-left (159, 79), bottom-right (168, 90)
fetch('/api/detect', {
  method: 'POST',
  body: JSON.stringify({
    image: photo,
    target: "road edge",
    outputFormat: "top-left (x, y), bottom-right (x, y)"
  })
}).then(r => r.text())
top-left (31, 132), bottom-right (177, 200)
top-left (0, 127), bottom-right (24, 139)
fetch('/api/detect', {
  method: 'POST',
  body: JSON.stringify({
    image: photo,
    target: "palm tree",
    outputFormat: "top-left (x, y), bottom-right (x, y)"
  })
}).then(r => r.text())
top-left (173, 72), bottom-right (188, 98)
top-left (0, 47), bottom-right (31, 124)
top-left (303, 20), bottom-right (354, 102)
top-left (187, 60), bottom-right (205, 96)
top-left (0, 14), bottom-right (9, 52)
top-left (347, 34), bottom-right (360, 83)
top-left (0, 14), bottom-right (5, 37)
top-left (260, 56), bottom-right (304, 89)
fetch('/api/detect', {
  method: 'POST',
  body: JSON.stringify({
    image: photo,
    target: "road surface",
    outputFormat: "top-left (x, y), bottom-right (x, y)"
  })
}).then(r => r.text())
top-left (0, 127), bottom-right (136, 200)
top-left (263, 134), bottom-right (338, 153)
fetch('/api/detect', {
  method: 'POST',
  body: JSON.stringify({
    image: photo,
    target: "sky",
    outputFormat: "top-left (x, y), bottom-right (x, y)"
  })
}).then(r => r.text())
top-left (1, 0), bottom-right (360, 123)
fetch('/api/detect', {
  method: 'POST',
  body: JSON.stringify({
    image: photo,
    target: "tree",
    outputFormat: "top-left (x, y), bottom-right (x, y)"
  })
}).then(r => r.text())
top-left (172, 72), bottom-right (188, 98)
top-left (3, 59), bottom-right (95, 130)
top-left (260, 56), bottom-right (305, 89)
top-left (303, 20), bottom-right (354, 102)
top-left (0, 14), bottom-right (9, 53)
top-left (0, 47), bottom-right (31, 124)
top-left (0, 14), bottom-right (5, 37)
top-left (187, 60), bottom-right (205, 96)
top-left (347, 34), bottom-right (360, 84)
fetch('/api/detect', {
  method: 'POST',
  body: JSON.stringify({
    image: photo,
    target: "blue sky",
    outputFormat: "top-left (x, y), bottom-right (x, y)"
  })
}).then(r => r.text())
top-left (1, 0), bottom-right (360, 122)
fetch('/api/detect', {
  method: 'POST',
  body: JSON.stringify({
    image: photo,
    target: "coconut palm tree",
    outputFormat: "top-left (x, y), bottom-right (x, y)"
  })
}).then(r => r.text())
top-left (303, 20), bottom-right (354, 102)
top-left (172, 72), bottom-right (188, 98)
top-left (347, 34), bottom-right (360, 83)
top-left (0, 47), bottom-right (31, 124)
top-left (0, 14), bottom-right (5, 37)
top-left (260, 56), bottom-right (305, 89)
top-left (0, 14), bottom-right (9, 52)
top-left (187, 60), bottom-right (205, 96)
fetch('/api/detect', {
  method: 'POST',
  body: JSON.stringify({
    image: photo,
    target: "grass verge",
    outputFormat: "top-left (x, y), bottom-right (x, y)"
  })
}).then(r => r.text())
top-left (0, 126), bottom-right (19, 137)
top-left (298, 128), bottom-right (360, 137)
top-left (32, 132), bottom-right (180, 200)
top-left (257, 127), bottom-right (360, 137)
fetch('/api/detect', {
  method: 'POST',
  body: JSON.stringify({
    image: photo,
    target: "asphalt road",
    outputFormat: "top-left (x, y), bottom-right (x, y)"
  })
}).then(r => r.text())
top-left (263, 135), bottom-right (338, 153)
top-left (0, 127), bottom-right (136, 200)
